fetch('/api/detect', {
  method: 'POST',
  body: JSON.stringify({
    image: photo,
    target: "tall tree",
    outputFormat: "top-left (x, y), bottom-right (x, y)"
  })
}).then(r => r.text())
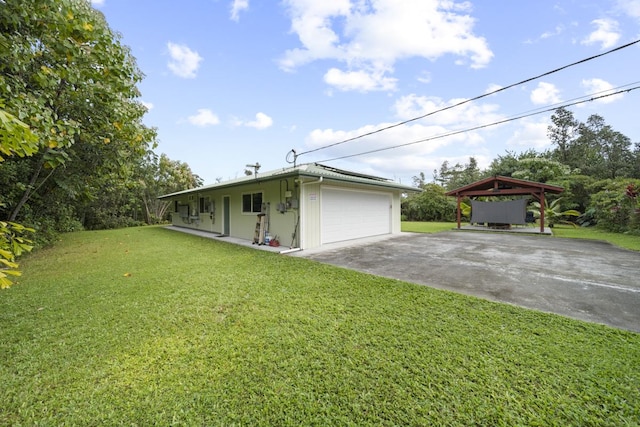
top-left (577, 114), bottom-right (633, 179)
top-left (138, 152), bottom-right (203, 224)
top-left (485, 149), bottom-right (544, 178)
top-left (548, 107), bottom-right (579, 166)
top-left (0, 0), bottom-right (156, 227)
top-left (436, 157), bottom-right (482, 190)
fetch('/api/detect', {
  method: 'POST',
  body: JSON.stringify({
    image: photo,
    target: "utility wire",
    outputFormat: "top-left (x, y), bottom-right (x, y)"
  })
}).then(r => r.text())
top-left (314, 85), bottom-right (639, 163)
top-left (294, 38), bottom-right (640, 159)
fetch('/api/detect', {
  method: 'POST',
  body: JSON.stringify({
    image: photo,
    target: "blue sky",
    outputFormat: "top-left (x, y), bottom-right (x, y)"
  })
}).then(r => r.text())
top-left (92, 0), bottom-right (640, 185)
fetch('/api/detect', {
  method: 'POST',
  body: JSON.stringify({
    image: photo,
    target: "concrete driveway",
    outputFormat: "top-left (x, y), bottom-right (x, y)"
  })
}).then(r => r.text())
top-left (293, 231), bottom-right (640, 333)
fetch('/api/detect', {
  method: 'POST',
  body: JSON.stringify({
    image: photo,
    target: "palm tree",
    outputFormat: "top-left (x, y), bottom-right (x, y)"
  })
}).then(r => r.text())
top-left (529, 198), bottom-right (581, 227)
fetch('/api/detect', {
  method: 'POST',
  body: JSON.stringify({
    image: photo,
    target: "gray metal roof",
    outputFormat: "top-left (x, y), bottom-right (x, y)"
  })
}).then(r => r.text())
top-left (158, 163), bottom-right (420, 199)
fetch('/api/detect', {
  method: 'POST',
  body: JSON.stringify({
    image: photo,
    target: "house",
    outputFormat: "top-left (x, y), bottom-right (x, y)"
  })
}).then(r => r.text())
top-left (158, 163), bottom-right (420, 251)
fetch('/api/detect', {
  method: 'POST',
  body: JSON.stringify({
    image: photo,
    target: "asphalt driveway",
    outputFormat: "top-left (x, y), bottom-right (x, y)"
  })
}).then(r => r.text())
top-left (294, 231), bottom-right (640, 333)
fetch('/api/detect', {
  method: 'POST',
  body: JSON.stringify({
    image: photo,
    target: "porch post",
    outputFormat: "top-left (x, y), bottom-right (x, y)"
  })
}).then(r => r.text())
top-left (456, 195), bottom-right (461, 229)
top-left (539, 190), bottom-right (545, 233)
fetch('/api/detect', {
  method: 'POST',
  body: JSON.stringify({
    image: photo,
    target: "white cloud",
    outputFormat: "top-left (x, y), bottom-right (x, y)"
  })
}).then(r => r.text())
top-left (540, 25), bottom-right (564, 40)
top-left (187, 109), bottom-right (220, 127)
top-left (581, 18), bottom-right (621, 49)
top-left (246, 112), bottom-right (273, 129)
top-left (232, 112), bottom-right (274, 129)
top-left (581, 78), bottom-right (624, 104)
top-left (616, 0), bottom-right (640, 19)
top-left (324, 68), bottom-right (397, 92)
top-left (167, 42), bottom-right (203, 78)
top-left (140, 100), bottom-right (154, 111)
top-left (485, 83), bottom-right (503, 95)
top-left (392, 94), bottom-right (503, 128)
top-left (91, 0), bottom-right (105, 6)
top-left (530, 82), bottom-right (561, 105)
top-left (416, 71), bottom-right (432, 84)
top-left (230, 0), bottom-right (249, 22)
top-left (507, 119), bottom-right (550, 150)
top-left (302, 92), bottom-right (506, 176)
top-left (280, 0), bottom-right (493, 92)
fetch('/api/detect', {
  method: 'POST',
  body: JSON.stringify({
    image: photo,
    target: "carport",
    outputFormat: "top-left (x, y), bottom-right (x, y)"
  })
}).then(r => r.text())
top-left (445, 176), bottom-right (564, 233)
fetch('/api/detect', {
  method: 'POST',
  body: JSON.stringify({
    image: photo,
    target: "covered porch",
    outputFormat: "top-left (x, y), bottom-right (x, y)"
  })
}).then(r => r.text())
top-left (445, 176), bottom-right (564, 234)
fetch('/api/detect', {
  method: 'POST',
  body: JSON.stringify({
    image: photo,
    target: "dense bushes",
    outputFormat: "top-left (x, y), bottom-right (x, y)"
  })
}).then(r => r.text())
top-left (589, 180), bottom-right (640, 234)
top-left (402, 184), bottom-right (456, 222)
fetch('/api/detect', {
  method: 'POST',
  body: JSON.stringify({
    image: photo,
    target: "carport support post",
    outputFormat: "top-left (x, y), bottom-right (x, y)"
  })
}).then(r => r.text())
top-left (539, 190), bottom-right (545, 233)
top-left (456, 195), bottom-right (461, 229)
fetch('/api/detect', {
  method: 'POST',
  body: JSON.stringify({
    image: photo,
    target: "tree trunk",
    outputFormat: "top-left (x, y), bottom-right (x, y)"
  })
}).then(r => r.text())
top-left (8, 150), bottom-right (48, 221)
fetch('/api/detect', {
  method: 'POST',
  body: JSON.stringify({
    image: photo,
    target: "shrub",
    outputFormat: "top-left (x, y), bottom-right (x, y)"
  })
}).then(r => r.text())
top-left (589, 179), bottom-right (640, 233)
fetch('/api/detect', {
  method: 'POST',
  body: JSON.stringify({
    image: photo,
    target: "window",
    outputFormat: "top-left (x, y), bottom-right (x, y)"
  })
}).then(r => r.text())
top-left (174, 200), bottom-right (179, 213)
top-left (199, 196), bottom-right (211, 213)
top-left (242, 192), bottom-right (263, 213)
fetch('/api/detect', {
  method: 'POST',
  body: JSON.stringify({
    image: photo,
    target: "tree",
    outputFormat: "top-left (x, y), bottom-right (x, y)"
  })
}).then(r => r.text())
top-left (0, 107), bottom-right (37, 288)
top-left (632, 143), bottom-right (640, 179)
top-left (412, 171), bottom-right (428, 188)
top-left (548, 107), bottom-right (579, 165)
top-left (528, 198), bottom-right (581, 227)
top-left (582, 115), bottom-right (632, 179)
top-left (485, 150), bottom-right (565, 182)
top-left (436, 157), bottom-right (482, 190)
top-left (0, 0), bottom-right (156, 229)
top-left (402, 183), bottom-right (456, 222)
top-left (511, 157), bottom-right (570, 183)
top-left (589, 179), bottom-right (640, 233)
top-left (138, 152), bottom-right (203, 224)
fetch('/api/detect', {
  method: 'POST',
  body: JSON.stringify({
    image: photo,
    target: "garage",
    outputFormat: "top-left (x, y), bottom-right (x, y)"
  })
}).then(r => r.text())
top-left (321, 187), bottom-right (391, 244)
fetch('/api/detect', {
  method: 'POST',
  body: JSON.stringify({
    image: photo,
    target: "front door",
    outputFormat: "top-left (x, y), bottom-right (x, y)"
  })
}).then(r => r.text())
top-left (223, 196), bottom-right (230, 236)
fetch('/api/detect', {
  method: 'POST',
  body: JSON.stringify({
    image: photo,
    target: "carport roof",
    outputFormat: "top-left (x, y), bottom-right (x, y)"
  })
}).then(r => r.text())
top-left (445, 175), bottom-right (564, 197)
top-left (158, 163), bottom-right (421, 199)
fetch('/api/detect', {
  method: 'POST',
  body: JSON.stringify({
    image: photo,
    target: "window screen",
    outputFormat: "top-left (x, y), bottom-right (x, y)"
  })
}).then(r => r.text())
top-left (242, 192), bottom-right (263, 213)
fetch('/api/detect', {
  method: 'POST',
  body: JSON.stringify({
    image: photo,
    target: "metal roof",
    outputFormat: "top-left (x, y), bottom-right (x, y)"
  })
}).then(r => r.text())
top-left (158, 163), bottom-right (420, 199)
top-left (445, 175), bottom-right (564, 197)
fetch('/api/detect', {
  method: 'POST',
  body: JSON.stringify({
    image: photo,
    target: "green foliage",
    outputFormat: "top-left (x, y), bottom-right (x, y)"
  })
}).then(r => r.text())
top-left (138, 152), bottom-right (203, 224)
top-left (435, 156), bottom-right (482, 190)
top-left (0, 221), bottom-right (34, 288)
top-left (0, 106), bottom-right (39, 161)
top-left (402, 183), bottom-right (456, 221)
top-left (1, 227), bottom-right (638, 424)
top-left (484, 149), bottom-right (543, 177)
top-left (0, 106), bottom-right (37, 287)
top-left (529, 198), bottom-right (581, 227)
top-left (548, 174), bottom-right (595, 213)
top-left (589, 179), bottom-right (640, 233)
top-left (401, 221), bottom-right (456, 233)
top-left (511, 157), bottom-right (570, 183)
top-left (0, 0), bottom-right (157, 228)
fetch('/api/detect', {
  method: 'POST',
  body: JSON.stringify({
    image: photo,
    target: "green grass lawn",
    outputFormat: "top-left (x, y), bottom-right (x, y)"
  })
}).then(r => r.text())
top-left (1, 226), bottom-right (639, 425)
top-left (402, 221), bottom-right (640, 251)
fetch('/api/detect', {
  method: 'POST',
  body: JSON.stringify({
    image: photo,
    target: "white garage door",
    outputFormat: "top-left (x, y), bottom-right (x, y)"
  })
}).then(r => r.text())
top-left (321, 188), bottom-right (391, 244)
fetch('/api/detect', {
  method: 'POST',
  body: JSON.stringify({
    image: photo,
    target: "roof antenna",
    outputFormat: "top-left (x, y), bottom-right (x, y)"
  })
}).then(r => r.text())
top-left (246, 162), bottom-right (261, 178)
top-left (286, 149), bottom-right (297, 167)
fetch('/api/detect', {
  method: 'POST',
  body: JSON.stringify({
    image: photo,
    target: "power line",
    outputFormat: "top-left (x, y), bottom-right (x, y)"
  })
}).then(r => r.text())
top-left (313, 85), bottom-right (640, 163)
top-left (292, 38), bottom-right (640, 160)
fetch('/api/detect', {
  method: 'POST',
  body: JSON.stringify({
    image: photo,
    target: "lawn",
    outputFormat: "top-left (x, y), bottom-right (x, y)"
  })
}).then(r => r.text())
top-left (1, 226), bottom-right (639, 425)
